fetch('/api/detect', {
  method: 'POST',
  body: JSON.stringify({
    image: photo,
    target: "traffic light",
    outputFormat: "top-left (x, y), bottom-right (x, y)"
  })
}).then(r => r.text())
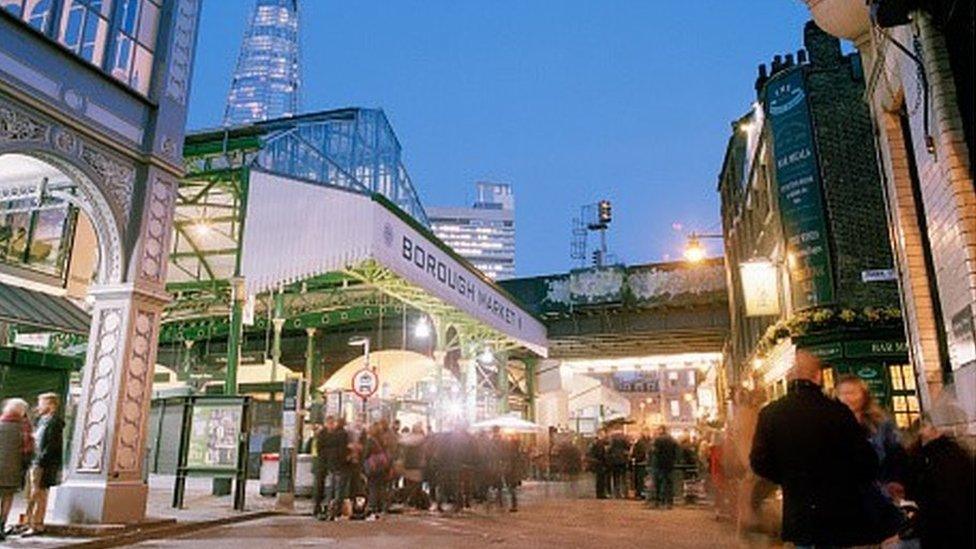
top-left (598, 200), bottom-right (612, 224)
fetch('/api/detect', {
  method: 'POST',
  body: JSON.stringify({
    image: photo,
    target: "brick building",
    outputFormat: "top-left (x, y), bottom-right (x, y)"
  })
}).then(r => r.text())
top-left (802, 1), bottom-right (975, 435)
top-left (719, 22), bottom-right (919, 426)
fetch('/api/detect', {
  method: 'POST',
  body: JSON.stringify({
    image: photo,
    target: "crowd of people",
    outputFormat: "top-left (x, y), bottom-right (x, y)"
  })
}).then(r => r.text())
top-left (0, 393), bottom-right (64, 541)
top-left (585, 424), bottom-right (703, 508)
top-left (310, 417), bottom-right (526, 521)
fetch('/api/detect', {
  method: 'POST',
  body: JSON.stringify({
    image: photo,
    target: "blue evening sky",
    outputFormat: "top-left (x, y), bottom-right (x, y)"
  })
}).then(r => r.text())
top-left (187, 0), bottom-right (813, 278)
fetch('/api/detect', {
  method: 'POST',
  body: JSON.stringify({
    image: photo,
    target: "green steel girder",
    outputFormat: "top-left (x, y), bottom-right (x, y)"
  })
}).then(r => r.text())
top-left (159, 303), bottom-right (406, 344)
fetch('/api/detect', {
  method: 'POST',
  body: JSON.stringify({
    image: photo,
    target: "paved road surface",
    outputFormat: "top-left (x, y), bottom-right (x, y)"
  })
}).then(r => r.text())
top-left (131, 494), bottom-right (739, 548)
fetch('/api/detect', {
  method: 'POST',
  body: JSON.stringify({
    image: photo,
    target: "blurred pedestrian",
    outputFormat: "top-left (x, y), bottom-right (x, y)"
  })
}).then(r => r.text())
top-left (750, 350), bottom-right (898, 547)
top-left (905, 414), bottom-right (974, 548)
top-left (836, 375), bottom-right (908, 499)
top-left (398, 423), bottom-right (427, 510)
top-left (314, 416), bottom-right (350, 520)
top-left (22, 393), bottom-right (63, 536)
top-left (0, 399), bottom-right (32, 540)
top-left (630, 430), bottom-right (652, 500)
top-left (650, 425), bottom-right (678, 509)
top-left (607, 432), bottom-right (630, 498)
top-left (363, 422), bottom-right (391, 520)
top-left (586, 429), bottom-right (609, 499)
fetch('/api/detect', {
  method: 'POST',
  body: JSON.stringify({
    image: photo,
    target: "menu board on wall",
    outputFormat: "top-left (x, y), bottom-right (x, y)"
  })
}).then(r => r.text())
top-left (765, 68), bottom-right (835, 310)
top-left (187, 401), bottom-right (243, 470)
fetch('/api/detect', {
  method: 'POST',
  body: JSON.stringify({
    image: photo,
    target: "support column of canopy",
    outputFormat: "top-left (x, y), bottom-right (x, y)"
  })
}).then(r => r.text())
top-left (224, 276), bottom-right (246, 395)
top-left (305, 327), bottom-right (318, 403)
top-left (431, 316), bottom-right (451, 431)
top-left (496, 351), bottom-right (510, 415)
top-left (524, 357), bottom-right (537, 422)
top-left (270, 289), bottom-right (285, 390)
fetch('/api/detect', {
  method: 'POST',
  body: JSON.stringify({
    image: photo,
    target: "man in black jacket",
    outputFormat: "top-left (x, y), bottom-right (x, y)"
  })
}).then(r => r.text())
top-left (650, 425), bottom-right (678, 509)
top-left (750, 350), bottom-right (890, 547)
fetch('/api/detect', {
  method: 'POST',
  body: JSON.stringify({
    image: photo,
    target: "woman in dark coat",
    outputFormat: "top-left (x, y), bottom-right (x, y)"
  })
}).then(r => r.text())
top-left (0, 399), bottom-right (33, 540)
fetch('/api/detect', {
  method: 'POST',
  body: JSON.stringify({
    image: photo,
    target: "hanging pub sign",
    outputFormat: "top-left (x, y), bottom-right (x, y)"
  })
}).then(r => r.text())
top-left (352, 368), bottom-right (379, 399)
top-left (765, 68), bottom-right (835, 310)
top-left (740, 260), bottom-right (781, 317)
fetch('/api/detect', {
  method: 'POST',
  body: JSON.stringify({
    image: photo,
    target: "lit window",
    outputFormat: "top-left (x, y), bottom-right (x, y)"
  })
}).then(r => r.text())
top-left (669, 400), bottom-right (680, 418)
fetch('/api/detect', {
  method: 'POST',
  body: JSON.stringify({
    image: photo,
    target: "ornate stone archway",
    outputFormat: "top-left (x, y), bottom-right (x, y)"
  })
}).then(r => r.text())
top-left (2, 94), bottom-right (179, 523)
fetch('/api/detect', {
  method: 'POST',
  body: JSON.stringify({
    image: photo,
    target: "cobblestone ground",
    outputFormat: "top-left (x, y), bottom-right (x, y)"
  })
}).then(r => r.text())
top-left (131, 485), bottom-right (740, 549)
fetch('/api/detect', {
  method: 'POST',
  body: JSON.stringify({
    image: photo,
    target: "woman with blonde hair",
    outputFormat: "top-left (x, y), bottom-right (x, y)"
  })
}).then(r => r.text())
top-left (835, 375), bottom-right (907, 499)
top-left (0, 398), bottom-right (33, 540)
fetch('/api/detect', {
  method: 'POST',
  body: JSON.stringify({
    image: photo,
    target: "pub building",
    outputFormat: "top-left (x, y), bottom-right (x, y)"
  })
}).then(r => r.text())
top-left (718, 21), bottom-right (920, 427)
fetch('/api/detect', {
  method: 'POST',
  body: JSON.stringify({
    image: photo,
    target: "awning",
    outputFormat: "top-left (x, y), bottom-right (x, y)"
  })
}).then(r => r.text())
top-left (239, 169), bottom-right (548, 356)
top-left (0, 281), bottom-right (90, 335)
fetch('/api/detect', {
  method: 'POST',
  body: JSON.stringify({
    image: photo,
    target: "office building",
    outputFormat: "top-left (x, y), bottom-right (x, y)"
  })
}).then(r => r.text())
top-left (429, 182), bottom-right (516, 280)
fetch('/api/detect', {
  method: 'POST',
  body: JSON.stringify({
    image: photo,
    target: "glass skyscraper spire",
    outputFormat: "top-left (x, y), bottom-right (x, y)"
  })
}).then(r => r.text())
top-left (223, 0), bottom-right (301, 126)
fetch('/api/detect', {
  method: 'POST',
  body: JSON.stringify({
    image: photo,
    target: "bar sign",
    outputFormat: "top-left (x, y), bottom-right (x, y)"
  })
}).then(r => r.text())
top-left (861, 269), bottom-right (897, 282)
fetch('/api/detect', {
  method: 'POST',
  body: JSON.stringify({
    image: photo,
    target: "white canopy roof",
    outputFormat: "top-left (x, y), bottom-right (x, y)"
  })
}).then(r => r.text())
top-left (240, 170), bottom-right (547, 356)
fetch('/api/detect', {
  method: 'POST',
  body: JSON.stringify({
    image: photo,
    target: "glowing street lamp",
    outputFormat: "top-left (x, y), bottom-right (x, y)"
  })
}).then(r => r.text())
top-left (683, 232), bottom-right (722, 263)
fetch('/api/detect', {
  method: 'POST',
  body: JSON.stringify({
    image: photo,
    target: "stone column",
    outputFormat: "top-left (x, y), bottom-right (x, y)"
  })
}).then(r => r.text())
top-left (53, 176), bottom-right (176, 524)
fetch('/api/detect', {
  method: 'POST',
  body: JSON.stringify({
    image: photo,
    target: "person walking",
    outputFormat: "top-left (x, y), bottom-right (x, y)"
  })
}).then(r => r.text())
top-left (650, 425), bottom-right (678, 509)
top-left (750, 350), bottom-right (898, 547)
top-left (22, 393), bottom-right (63, 537)
top-left (586, 429), bottom-right (609, 499)
top-left (363, 422), bottom-right (391, 520)
top-left (905, 414), bottom-right (974, 548)
top-left (836, 375), bottom-right (908, 499)
top-left (0, 399), bottom-right (32, 540)
top-left (398, 423), bottom-right (427, 510)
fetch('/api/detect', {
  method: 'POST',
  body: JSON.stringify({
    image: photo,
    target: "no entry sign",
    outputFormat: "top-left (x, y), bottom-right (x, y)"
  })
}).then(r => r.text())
top-left (352, 368), bottom-right (379, 399)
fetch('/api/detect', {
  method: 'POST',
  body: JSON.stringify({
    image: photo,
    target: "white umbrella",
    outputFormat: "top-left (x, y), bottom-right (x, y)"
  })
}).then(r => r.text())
top-left (470, 415), bottom-right (545, 433)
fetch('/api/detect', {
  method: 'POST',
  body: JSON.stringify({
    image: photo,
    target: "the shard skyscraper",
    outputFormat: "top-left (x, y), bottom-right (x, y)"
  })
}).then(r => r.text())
top-left (223, 0), bottom-right (301, 126)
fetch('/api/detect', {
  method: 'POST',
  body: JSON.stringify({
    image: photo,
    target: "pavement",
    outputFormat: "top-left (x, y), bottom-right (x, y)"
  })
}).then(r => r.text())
top-left (1, 477), bottom-right (743, 548)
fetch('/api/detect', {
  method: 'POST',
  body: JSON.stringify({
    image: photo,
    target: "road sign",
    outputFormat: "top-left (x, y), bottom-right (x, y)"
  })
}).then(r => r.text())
top-left (352, 368), bottom-right (379, 399)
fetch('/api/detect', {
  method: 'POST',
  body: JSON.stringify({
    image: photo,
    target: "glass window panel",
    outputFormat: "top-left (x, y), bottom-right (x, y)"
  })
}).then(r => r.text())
top-left (895, 414), bottom-right (908, 429)
top-left (136, 0), bottom-right (158, 48)
top-left (130, 45), bottom-right (153, 95)
top-left (25, 0), bottom-right (52, 31)
top-left (889, 365), bottom-right (904, 391)
top-left (902, 365), bottom-right (916, 390)
top-left (79, 12), bottom-right (107, 65)
top-left (907, 396), bottom-right (920, 412)
top-left (1, 0), bottom-right (23, 18)
top-left (893, 396), bottom-right (907, 412)
top-left (58, 1), bottom-right (85, 50)
top-left (85, 0), bottom-right (112, 18)
top-left (111, 33), bottom-right (132, 79)
top-left (117, 0), bottom-right (137, 34)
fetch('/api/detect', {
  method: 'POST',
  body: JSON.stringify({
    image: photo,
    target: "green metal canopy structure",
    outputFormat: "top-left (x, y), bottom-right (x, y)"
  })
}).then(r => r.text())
top-left (163, 108), bottom-right (546, 422)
